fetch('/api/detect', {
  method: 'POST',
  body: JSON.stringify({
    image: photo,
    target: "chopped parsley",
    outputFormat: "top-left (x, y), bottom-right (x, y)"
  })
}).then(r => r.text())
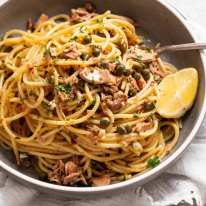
top-left (41, 101), bottom-right (52, 111)
top-left (79, 25), bottom-right (86, 33)
top-left (147, 156), bottom-right (160, 168)
top-left (28, 91), bottom-right (37, 97)
top-left (133, 114), bottom-right (140, 118)
top-left (90, 99), bottom-right (96, 107)
top-left (69, 36), bottom-right (78, 42)
top-left (94, 18), bottom-right (103, 24)
top-left (44, 47), bottom-right (51, 57)
top-left (113, 57), bottom-right (120, 64)
top-left (145, 48), bottom-right (152, 53)
top-left (55, 84), bottom-right (71, 94)
top-left (136, 55), bottom-right (143, 61)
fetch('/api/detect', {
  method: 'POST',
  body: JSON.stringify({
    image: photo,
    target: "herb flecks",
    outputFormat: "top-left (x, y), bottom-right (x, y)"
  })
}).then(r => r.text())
top-left (146, 48), bottom-right (152, 53)
top-left (69, 36), bottom-right (78, 42)
top-left (55, 84), bottom-right (71, 94)
top-left (147, 156), bottom-right (160, 168)
top-left (44, 47), bottom-right (51, 58)
top-left (95, 19), bottom-right (103, 24)
top-left (136, 55), bottom-right (143, 61)
top-left (80, 25), bottom-right (86, 33)
top-left (83, 35), bottom-right (92, 44)
top-left (133, 114), bottom-right (140, 118)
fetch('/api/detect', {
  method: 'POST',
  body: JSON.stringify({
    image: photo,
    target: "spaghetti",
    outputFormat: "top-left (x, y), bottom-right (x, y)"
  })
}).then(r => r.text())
top-left (0, 3), bottom-right (181, 186)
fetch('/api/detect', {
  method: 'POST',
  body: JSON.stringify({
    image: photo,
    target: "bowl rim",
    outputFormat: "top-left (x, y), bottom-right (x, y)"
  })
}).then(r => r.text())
top-left (0, 0), bottom-right (206, 193)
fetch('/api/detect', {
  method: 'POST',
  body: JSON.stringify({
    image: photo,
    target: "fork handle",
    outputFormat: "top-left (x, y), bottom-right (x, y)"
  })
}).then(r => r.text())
top-left (156, 42), bottom-right (206, 53)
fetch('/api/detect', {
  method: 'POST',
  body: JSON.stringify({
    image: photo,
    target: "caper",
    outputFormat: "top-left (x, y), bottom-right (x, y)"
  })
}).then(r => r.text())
top-left (144, 102), bottom-right (155, 111)
top-left (132, 64), bottom-right (145, 71)
top-left (80, 53), bottom-right (89, 60)
top-left (92, 46), bottom-right (101, 57)
top-left (125, 125), bottom-right (132, 133)
top-left (132, 72), bottom-right (141, 80)
top-left (115, 64), bottom-right (126, 76)
top-left (101, 62), bottom-right (109, 69)
top-left (123, 69), bottom-right (132, 76)
top-left (100, 117), bottom-right (110, 128)
top-left (141, 69), bottom-right (150, 81)
top-left (128, 89), bottom-right (137, 97)
top-left (116, 126), bottom-right (127, 134)
top-left (83, 35), bottom-right (92, 44)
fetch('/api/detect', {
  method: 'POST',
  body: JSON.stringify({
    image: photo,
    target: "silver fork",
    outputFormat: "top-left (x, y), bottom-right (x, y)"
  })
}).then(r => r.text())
top-left (156, 42), bottom-right (206, 53)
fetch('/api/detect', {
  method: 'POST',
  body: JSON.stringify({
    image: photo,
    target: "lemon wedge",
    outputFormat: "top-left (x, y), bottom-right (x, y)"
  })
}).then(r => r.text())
top-left (156, 68), bottom-right (198, 118)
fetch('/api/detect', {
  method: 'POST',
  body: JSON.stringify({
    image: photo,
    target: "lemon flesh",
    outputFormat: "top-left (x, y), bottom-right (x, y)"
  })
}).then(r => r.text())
top-left (156, 68), bottom-right (198, 118)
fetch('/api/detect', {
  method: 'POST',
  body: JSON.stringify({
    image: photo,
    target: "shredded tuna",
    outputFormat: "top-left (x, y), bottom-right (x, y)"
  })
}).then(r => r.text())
top-left (16, 57), bottom-right (22, 67)
top-left (69, 3), bottom-right (97, 24)
top-left (80, 67), bottom-right (117, 85)
top-left (137, 77), bottom-right (146, 90)
top-left (84, 2), bottom-right (96, 13)
top-left (107, 62), bottom-right (117, 72)
top-left (92, 176), bottom-right (111, 186)
top-left (65, 161), bottom-right (78, 175)
top-left (57, 86), bottom-right (77, 102)
top-left (101, 91), bottom-right (128, 113)
top-left (128, 76), bottom-right (140, 91)
top-left (149, 62), bottom-right (165, 78)
top-left (129, 46), bottom-right (156, 63)
top-left (134, 122), bottom-right (153, 132)
top-left (35, 14), bottom-right (48, 29)
top-left (100, 61), bottom-right (117, 73)
top-left (48, 160), bottom-right (65, 184)
top-left (63, 172), bottom-right (81, 185)
top-left (59, 74), bottom-right (79, 85)
top-left (61, 44), bottom-right (80, 60)
top-left (103, 85), bottom-right (119, 94)
top-left (48, 160), bottom-right (82, 185)
top-left (43, 85), bottom-right (53, 96)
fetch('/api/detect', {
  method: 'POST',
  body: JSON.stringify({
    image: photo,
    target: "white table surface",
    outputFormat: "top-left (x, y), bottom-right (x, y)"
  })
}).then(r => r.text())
top-left (1, 0), bottom-right (206, 205)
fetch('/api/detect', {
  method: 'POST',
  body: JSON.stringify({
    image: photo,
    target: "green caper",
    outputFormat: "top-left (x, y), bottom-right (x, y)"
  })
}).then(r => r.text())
top-left (132, 63), bottom-right (145, 71)
top-left (125, 125), bottom-right (132, 133)
top-left (115, 64), bottom-right (126, 76)
top-left (83, 35), bottom-right (92, 44)
top-left (128, 89), bottom-right (137, 97)
top-left (92, 46), bottom-right (101, 57)
top-left (116, 126), bottom-right (127, 134)
top-left (101, 62), bottom-right (109, 69)
top-left (141, 69), bottom-right (150, 81)
top-left (80, 53), bottom-right (89, 60)
top-left (132, 72), bottom-right (141, 80)
top-left (100, 117), bottom-right (110, 127)
top-left (123, 69), bottom-right (132, 76)
top-left (144, 102), bottom-right (155, 111)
